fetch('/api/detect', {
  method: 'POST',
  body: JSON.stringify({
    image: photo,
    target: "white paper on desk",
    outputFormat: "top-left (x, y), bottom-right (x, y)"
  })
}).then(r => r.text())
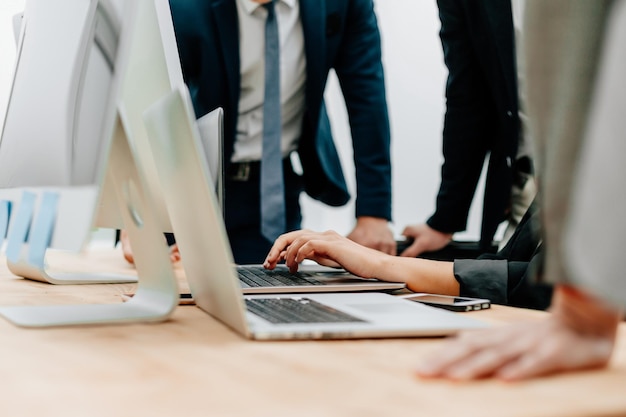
top-left (195, 107), bottom-right (224, 209)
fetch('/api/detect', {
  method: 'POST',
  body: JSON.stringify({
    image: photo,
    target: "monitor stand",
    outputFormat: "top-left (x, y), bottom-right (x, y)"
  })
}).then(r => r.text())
top-left (5, 206), bottom-right (138, 285)
top-left (0, 114), bottom-right (179, 327)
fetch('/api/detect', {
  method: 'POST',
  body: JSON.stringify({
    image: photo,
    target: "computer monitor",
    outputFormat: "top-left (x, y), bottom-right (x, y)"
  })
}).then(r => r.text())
top-left (0, 0), bottom-right (116, 252)
top-left (0, 0), bottom-right (194, 283)
top-left (0, 0), bottom-right (184, 326)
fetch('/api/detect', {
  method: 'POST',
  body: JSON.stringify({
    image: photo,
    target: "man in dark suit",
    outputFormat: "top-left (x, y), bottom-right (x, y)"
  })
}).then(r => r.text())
top-left (167, 0), bottom-right (394, 264)
top-left (401, 0), bottom-right (534, 257)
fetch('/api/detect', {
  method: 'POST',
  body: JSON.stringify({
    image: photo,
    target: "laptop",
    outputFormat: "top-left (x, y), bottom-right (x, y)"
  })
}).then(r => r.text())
top-left (143, 86), bottom-right (487, 339)
top-left (235, 263), bottom-right (405, 294)
top-left (163, 96), bottom-right (405, 294)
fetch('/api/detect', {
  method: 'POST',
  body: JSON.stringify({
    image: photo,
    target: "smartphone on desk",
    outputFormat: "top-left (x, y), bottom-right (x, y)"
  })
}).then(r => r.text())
top-left (401, 293), bottom-right (490, 312)
top-left (122, 293), bottom-right (195, 305)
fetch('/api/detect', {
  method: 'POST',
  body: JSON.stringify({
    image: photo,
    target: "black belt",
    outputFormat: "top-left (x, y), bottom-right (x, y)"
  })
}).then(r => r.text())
top-left (226, 158), bottom-right (292, 182)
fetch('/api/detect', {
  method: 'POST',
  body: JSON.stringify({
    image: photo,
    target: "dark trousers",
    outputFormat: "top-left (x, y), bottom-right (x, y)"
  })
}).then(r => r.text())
top-left (224, 158), bottom-right (304, 264)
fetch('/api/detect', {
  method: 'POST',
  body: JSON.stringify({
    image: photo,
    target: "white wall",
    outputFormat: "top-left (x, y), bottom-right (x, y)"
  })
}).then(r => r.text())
top-left (0, 0), bottom-right (24, 129)
top-left (0, 0), bottom-right (485, 243)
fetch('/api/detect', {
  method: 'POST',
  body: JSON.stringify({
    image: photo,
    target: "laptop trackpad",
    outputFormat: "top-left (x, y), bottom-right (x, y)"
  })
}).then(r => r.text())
top-left (348, 303), bottom-right (424, 315)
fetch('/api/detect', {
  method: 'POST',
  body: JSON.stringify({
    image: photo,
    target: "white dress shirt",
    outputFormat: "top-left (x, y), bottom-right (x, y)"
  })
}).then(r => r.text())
top-left (232, 0), bottom-right (307, 163)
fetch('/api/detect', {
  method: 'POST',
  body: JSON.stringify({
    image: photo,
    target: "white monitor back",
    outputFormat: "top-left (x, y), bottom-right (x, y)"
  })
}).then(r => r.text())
top-left (0, 0), bottom-right (116, 187)
top-left (0, 0), bottom-right (187, 250)
top-left (0, 0), bottom-right (181, 325)
top-left (95, 0), bottom-right (187, 234)
top-left (0, 0), bottom-right (119, 250)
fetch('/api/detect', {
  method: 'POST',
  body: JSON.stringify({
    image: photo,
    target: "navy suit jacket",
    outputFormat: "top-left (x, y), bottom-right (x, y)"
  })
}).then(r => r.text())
top-left (430, 0), bottom-right (520, 247)
top-left (169, 0), bottom-right (392, 220)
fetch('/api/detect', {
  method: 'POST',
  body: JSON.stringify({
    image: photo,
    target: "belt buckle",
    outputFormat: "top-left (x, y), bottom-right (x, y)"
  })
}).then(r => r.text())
top-left (231, 162), bottom-right (251, 181)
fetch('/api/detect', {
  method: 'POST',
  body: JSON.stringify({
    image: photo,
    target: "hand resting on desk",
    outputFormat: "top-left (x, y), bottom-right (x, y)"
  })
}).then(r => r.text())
top-left (415, 285), bottom-right (621, 381)
top-left (399, 223), bottom-right (453, 258)
top-left (346, 216), bottom-right (397, 256)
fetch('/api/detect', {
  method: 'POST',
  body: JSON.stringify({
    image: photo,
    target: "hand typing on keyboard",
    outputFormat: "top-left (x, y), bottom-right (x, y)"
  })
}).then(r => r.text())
top-left (264, 230), bottom-right (386, 278)
top-left (263, 229), bottom-right (459, 296)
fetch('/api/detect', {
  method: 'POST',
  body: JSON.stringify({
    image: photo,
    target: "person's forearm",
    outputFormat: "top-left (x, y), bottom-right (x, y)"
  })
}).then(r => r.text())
top-left (375, 256), bottom-right (459, 295)
top-left (551, 285), bottom-right (622, 338)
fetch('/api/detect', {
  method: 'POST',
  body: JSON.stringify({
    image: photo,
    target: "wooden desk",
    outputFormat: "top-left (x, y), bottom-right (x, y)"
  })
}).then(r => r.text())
top-left (0, 249), bottom-right (625, 417)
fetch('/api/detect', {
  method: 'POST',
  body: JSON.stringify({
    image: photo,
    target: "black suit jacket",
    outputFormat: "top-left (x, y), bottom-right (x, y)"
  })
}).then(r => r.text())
top-left (429, 0), bottom-right (520, 248)
top-left (168, 0), bottom-right (392, 220)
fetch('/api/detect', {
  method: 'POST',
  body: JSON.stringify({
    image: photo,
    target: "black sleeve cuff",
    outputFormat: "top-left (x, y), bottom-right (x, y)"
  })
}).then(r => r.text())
top-left (453, 259), bottom-right (508, 304)
top-left (426, 214), bottom-right (465, 235)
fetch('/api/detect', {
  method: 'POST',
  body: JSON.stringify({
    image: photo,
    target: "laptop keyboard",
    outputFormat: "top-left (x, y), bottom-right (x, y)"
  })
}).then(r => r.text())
top-left (245, 297), bottom-right (366, 324)
top-left (237, 266), bottom-right (325, 288)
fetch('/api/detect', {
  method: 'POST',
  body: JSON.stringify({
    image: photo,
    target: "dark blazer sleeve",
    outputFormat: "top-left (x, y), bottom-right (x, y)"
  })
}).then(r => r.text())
top-left (332, 0), bottom-right (392, 220)
top-left (454, 258), bottom-right (508, 303)
top-left (428, 0), bottom-right (500, 233)
top-left (453, 201), bottom-right (552, 309)
top-left (168, 0), bottom-right (203, 88)
top-left (454, 248), bottom-right (551, 310)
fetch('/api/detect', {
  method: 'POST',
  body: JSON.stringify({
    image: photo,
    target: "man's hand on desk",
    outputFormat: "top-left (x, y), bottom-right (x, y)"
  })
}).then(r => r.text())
top-left (415, 285), bottom-right (621, 381)
top-left (347, 216), bottom-right (397, 255)
top-left (399, 223), bottom-right (452, 257)
top-left (120, 229), bottom-right (181, 265)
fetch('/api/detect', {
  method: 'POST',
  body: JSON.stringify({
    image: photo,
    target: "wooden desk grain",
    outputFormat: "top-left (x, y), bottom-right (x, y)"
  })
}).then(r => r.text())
top-left (0, 249), bottom-right (624, 417)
